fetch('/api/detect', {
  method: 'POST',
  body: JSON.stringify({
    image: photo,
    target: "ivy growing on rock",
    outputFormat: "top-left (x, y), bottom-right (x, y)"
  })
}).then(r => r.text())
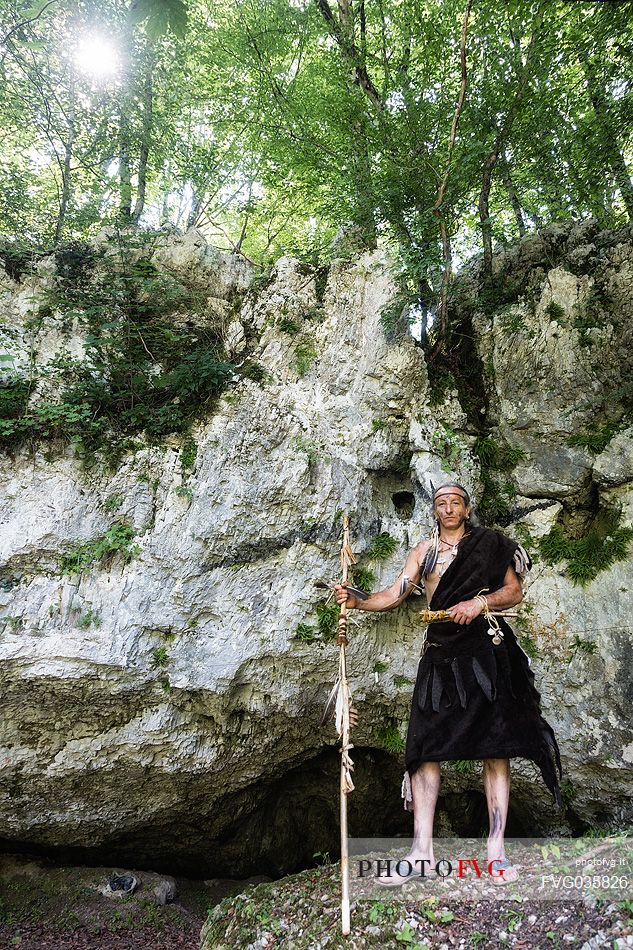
top-left (366, 532), bottom-right (398, 562)
top-left (315, 602), bottom-right (339, 640)
top-left (293, 623), bottom-right (318, 643)
top-left (376, 723), bottom-right (405, 755)
top-left (350, 566), bottom-right (376, 593)
top-left (292, 345), bottom-right (317, 378)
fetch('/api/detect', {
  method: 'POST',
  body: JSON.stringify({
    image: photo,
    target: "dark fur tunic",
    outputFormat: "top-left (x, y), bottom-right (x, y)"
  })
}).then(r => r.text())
top-left (404, 526), bottom-right (563, 806)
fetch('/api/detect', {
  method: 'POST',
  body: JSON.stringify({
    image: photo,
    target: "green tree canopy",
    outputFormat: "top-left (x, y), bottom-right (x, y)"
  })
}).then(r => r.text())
top-left (0, 0), bottom-right (631, 304)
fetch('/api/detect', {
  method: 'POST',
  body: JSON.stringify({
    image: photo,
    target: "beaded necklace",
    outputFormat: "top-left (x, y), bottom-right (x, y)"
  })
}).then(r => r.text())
top-left (435, 531), bottom-right (470, 576)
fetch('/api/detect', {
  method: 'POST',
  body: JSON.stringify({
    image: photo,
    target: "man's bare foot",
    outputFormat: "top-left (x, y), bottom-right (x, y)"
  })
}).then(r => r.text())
top-left (375, 854), bottom-right (436, 887)
top-left (489, 857), bottom-right (519, 885)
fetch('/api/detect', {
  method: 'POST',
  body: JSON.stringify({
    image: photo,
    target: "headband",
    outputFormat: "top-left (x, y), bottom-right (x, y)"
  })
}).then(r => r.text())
top-left (433, 486), bottom-right (469, 502)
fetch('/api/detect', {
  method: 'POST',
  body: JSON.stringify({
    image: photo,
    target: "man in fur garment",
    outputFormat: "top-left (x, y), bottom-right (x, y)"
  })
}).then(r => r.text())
top-left (334, 482), bottom-right (562, 885)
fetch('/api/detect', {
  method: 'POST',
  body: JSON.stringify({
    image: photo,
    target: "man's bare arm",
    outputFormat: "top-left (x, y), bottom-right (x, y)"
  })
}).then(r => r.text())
top-left (334, 541), bottom-right (429, 612)
top-left (447, 565), bottom-right (523, 625)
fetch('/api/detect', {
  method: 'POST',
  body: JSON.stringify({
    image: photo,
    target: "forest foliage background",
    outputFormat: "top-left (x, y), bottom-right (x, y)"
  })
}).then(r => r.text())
top-left (1, 0), bottom-right (632, 292)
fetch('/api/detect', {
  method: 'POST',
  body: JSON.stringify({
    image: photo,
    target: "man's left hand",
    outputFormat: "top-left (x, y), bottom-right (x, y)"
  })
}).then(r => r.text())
top-left (447, 599), bottom-right (483, 625)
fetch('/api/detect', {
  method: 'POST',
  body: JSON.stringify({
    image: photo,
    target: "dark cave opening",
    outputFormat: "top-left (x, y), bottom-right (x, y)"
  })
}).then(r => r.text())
top-left (0, 747), bottom-right (564, 883)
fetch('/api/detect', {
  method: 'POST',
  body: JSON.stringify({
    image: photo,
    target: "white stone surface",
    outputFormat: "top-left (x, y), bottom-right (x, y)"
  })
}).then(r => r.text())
top-left (594, 427), bottom-right (633, 487)
top-left (0, 224), bottom-right (632, 858)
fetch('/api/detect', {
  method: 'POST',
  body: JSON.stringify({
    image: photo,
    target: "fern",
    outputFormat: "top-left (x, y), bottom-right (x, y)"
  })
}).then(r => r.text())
top-left (277, 317), bottom-right (300, 334)
top-left (568, 422), bottom-right (621, 455)
top-left (376, 724), bottom-right (405, 754)
top-left (151, 647), bottom-right (170, 668)
top-left (539, 509), bottom-right (633, 585)
top-left (545, 302), bottom-right (566, 323)
top-left (351, 566), bottom-right (376, 592)
top-left (519, 633), bottom-right (540, 660)
top-left (294, 623), bottom-right (318, 642)
top-left (367, 532), bottom-right (398, 561)
top-left (393, 675), bottom-right (413, 687)
top-left (316, 602), bottom-right (339, 640)
top-left (59, 521), bottom-right (139, 576)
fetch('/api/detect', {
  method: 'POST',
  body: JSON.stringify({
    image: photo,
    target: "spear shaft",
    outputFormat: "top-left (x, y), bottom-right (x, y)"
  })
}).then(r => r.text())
top-left (338, 514), bottom-right (352, 936)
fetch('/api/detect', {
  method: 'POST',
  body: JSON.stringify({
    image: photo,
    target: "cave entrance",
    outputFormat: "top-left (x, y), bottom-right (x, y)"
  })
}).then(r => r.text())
top-left (0, 749), bottom-right (547, 881)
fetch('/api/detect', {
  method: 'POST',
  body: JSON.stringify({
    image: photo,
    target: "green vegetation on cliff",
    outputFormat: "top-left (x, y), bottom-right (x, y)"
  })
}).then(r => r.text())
top-left (59, 521), bottom-right (140, 576)
top-left (0, 236), bottom-right (251, 466)
top-left (539, 507), bottom-right (633, 585)
top-left (473, 437), bottom-right (526, 526)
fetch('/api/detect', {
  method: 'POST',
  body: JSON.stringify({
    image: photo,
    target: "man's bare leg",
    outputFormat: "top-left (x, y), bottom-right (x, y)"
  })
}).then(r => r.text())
top-left (410, 762), bottom-right (440, 866)
top-left (483, 757), bottom-right (518, 883)
top-left (376, 762), bottom-right (441, 885)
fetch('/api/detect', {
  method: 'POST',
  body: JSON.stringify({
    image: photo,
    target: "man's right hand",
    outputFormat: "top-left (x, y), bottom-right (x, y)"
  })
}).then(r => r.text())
top-left (334, 582), bottom-right (358, 610)
top-left (447, 598), bottom-right (484, 625)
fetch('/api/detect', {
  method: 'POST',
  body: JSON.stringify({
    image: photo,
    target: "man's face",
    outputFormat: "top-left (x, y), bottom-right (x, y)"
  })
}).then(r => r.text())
top-left (434, 492), bottom-right (470, 530)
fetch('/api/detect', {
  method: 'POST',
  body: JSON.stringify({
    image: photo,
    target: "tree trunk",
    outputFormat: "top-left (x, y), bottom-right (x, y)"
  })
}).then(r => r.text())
top-left (479, 150), bottom-right (497, 276)
top-left (315, 0), bottom-right (383, 109)
top-left (186, 188), bottom-right (204, 229)
top-left (118, 108), bottom-right (132, 225)
top-left (478, 6), bottom-right (544, 276)
top-left (315, 0), bottom-right (379, 245)
top-left (433, 0), bottom-right (473, 341)
top-left (131, 61), bottom-right (153, 225)
top-left (499, 150), bottom-right (526, 236)
top-left (582, 55), bottom-right (633, 221)
top-left (351, 0), bottom-right (377, 246)
top-left (160, 162), bottom-right (172, 225)
top-left (55, 65), bottom-right (75, 242)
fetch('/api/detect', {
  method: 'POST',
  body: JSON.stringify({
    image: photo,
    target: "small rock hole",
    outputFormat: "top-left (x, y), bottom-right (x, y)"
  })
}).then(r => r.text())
top-left (392, 491), bottom-right (415, 519)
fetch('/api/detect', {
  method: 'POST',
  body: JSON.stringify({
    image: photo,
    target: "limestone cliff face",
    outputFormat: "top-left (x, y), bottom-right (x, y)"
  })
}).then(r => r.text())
top-left (0, 222), bottom-right (631, 875)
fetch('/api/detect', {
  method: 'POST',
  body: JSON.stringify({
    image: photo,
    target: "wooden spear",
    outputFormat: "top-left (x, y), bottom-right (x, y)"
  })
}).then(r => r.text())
top-left (337, 514), bottom-right (356, 936)
top-left (319, 514), bottom-right (358, 934)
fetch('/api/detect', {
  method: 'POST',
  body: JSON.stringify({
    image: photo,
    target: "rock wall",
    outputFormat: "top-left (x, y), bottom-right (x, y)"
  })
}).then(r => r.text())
top-left (0, 222), bottom-right (632, 875)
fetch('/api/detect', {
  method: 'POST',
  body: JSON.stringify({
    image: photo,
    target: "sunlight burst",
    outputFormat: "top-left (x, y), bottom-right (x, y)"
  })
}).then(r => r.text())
top-left (74, 36), bottom-right (119, 78)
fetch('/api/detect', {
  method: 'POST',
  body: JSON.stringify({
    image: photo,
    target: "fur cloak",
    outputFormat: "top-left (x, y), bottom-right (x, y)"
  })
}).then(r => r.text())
top-left (404, 526), bottom-right (563, 808)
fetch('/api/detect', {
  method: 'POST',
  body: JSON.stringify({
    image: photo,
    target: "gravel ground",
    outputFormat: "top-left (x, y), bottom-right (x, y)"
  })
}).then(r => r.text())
top-left (202, 864), bottom-right (633, 950)
top-left (2, 856), bottom-right (632, 950)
